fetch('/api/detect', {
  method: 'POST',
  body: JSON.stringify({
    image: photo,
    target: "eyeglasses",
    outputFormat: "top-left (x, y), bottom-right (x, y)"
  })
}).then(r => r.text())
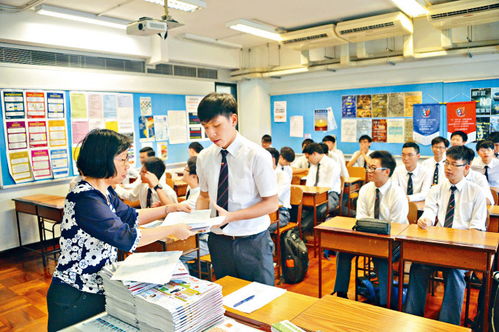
top-left (366, 166), bottom-right (388, 173)
top-left (443, 160), bottom-right (467, 168)
top-left (114, 155), bottom-right (130, 165)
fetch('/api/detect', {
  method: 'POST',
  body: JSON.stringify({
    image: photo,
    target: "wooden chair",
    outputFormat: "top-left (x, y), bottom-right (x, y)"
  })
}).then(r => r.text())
top-left (164, 172), bottom-right (174, 188)
top-left (273, 186), bottom-right (304, 283)
top-left (407, 202), bottom-right (418, 224)
top-left (490, 188), bottom-right (498, 205)
top-left (291, 175), bottom-right (302, 185)
top-left (347, 166), bottom-right (367, 182)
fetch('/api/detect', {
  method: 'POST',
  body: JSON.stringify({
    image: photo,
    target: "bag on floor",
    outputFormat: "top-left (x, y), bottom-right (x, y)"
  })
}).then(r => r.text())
top-left (280, 229), bottom-right (308, 284)
top-left (471, 270), bottom-right (499, 332)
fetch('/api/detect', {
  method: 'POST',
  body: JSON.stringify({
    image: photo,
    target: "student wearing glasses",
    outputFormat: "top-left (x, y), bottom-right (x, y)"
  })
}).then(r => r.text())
top-left (334, 151), bottom-right (407, 306)
top-left (180, 156), bottom-right (201, 209)
top-left (422, 136), bottom-right (449, 186)
top-left (47, 129), bottom-right (193, 332)
top-left (405, 146), bottom-right (487, 325)
top-left (471, 140), bottom-right (499, 187)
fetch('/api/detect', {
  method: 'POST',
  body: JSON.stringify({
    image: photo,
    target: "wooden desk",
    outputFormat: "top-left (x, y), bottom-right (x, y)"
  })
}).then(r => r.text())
top-left (173, 180), bottom-right (188, 197)
top-left (215, 276), bottom-right (318, 329)
top-left (292, 167), bottom-right (308, 178)
top-left (315, 216), bottom-right (409, 308)
top-left (291, 295), bottom-right (470, 332)
top-left (396, 224), bottom-right (499, 331)
top-left (488, 205), bottom-right (499, 233)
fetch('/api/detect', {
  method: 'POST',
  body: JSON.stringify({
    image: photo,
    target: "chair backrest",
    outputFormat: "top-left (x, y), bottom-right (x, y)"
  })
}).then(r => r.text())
top-left (164, 172), bottom-right (174, 188)
top-left (291, 175), bottom-right (302, 185)
top-left (407, 201), bottom-right (418, 224)
top-left (290, 186), bottom-right (304, 225)
top-left (347, 166), bottom-right (367, 181)
top-left (490, 188), bottom-right (498, 205)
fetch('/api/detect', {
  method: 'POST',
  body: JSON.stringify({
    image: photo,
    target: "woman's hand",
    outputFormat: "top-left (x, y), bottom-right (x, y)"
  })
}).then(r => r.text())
top-left (168, 224), bottom-right (195, 240)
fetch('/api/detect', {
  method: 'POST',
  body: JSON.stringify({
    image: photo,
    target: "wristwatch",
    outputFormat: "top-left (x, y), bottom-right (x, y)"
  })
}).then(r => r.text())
top-left (153, 184), bottom-right (163, 191)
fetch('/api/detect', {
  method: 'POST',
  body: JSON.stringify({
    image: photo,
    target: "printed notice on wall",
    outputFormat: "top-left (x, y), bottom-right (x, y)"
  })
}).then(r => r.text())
top-left (273, 101), bottom-right (287, 122)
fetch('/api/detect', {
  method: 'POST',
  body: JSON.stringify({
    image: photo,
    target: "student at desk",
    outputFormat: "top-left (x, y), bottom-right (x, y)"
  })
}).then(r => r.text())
top-left (405, 145), bottom-right (487, 326)
top-left (188, 142), bottom-right (204, 157)
top-left (267, 147), bottom-right (292, 232)
top-left (180, 156), bottom-right (201, 209)
top-left (347, 134), bottom-right (373, 168)
top-left (450, 130), bottom-right (468, 147)
top-left (278, 146), bottom-right (295, 180)
top-left (122, 146), bottom-right (155, 186)
top-left (334, 151), bottom-right (408, 306)
top-left (472, 140), bottom-right (499, 187)
top-left (421, 136), bottom-right (449, 186)
top-left (195, 93), bottom-right (278, 285)
top-left (291, 138), bottom-right (314, 169)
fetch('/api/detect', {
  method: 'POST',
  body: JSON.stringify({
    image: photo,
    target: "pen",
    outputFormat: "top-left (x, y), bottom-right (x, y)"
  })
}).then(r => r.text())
top-left (233, 294), bottom-right (255, 308)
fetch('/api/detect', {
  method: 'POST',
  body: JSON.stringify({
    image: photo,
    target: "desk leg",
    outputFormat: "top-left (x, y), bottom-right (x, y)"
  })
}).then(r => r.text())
top-left (318, 231), bottom-right (322, 298)
top-left (386, 241), bottom-right (392, 310)
top-left (398, 245), bottom-right (404, 311)
top-left (482, 254), bottom-right (492, 332)
top-left (38, 216), bottom-right (47, 267)
top-left (15, 211), bottom-right (23, 247)
top-left (313, 205), bottom-right (318, 258)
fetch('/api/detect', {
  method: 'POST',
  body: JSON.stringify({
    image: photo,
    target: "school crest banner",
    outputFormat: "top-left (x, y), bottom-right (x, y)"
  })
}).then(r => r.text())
top-left (413, 103), bottom-right (440, 145)
top-left (446, 101), bottom-right (476, 143)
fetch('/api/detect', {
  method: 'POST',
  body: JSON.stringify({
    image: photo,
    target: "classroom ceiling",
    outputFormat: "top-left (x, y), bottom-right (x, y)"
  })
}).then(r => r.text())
top-left (1, 0), bottom-right (456, 47)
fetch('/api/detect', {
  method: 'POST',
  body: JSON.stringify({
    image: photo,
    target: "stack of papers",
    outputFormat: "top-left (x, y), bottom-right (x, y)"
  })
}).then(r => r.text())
top-left (162, 209), bottom-right (224, 232)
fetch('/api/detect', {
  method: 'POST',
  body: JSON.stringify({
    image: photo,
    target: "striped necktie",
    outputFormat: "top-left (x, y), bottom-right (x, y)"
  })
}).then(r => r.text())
top-left (433, 163), bottom-right (439, 185)
top-left (314, 163), bottom-right (321, 186)
top-left (407, 172), bottom-right (413, 195)
top-left (146, 188), bottom-right (152, 208)
top-left (217, 150), bottom-right (229, 211)
top-left (484, 165), bottom-right (489, 182)
top-left (444, 186), bottom-right (457, 228)
top-left (374, 188), bottom-right (380, 219)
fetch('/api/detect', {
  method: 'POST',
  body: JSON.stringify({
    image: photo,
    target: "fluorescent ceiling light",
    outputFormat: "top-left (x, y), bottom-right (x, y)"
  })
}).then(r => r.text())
top-left (226, 19), bottom-right (283, 41)
top-left (262, 67), bottom-right (308, 77)
top-left (181, 33), bottom-right (242, 49)
top-left (391, 0), bottom-right (428, 17)
top-left (144, 0), bottom-right (207, 12)
top-left (35, 4), bottom-right (128, 29)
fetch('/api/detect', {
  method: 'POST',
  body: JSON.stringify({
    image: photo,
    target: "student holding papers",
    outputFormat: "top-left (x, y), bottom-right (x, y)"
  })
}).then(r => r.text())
top-left (46, 129), bottom-right (194, 332)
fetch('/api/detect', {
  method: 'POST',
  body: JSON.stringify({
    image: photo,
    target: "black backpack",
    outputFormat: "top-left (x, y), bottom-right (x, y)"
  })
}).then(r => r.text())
top-left (280, 229), bottom-right (308, 284)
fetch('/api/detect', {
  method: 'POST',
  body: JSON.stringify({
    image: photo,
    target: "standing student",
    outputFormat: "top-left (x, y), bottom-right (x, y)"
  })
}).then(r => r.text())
top-left (422, 136), bottom-right (449, 186)
top-left (188, 142), bottom-right (204, 157)
top-left (334, 151), bottom-right (407, 305)
top-left (278, 146), bottom-right (295, 180)
top-left (195, 93), bottom-right (278, 285)
top-left (301, 143), bottom-right (341, 231)
top-left (450, 131), bottom-right (468, 146)
top-left (472, 140), bottom-right (499, 187)
top-left (261, 134), bottom-right (272, 148)
top-left (267, 147), bottom-right (292, 233)
top-left (489, 131), bottom-right (499, 158)
top-left (347, 135), bottom-right (373, 168)
top-left (291, 138), bottom-right (314, 169)
top-left (392, 142), bottom-right (432, 202)
top-left (405, 146), bottom-right (487, 325)
top-left (322, 135), bottom-right (349, 178)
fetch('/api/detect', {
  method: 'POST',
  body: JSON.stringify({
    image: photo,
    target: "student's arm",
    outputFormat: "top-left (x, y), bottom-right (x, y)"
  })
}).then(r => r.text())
top-left (347, 150), bottom-right (361, 167)
top-left (389, 187), bottom-right (409, 224)
top-left (418, 185), bottom-right (439, 229)
top-left (408, 171), bottom-right (432, 202)
top-left (137, 204), bottom-right (190, 225)
top-left (475, 173), bottom-right (494, 205)
top-left (469, 189), bottom-right (487, 231)
top-left (196, 190), bottom-right (210, 210)
top-left (355, 185), bottom-right (370, 219)
top-left (215, 195), bottom-right (279, 226)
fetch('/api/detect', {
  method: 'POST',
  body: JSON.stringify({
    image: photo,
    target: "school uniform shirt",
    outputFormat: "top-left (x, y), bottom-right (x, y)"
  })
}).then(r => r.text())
top-left (471, 157), bottom-right (499, 187)
top-left (421, 156), bottom-right (446, 186)
top-left (465, 170), bottom-right (494, 205)
top-left (114, 177), bottom-right (178, 208)
top-left (350, 149), bottom-right (373, 168)
top-left (181, 186), bottom-right (200, 210)
top-left (392, 164), bottom-right (433, 202)
top-left (328, 149), bottom-right (350, 178)
top-left (291, 155), bottom-right (310, 169)
top-left (197, 133), bottom-right (277, 237)
top-left (276, 167), bottom-right (292, 209)
top-left (421, 178), bottom-right (487, 231)
top-left (305, 155), bottom-right (341, 194)
top-left (280, 165), bottom-right (293, 181)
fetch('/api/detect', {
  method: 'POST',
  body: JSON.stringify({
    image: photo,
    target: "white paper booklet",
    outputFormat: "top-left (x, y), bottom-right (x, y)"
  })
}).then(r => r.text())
top-left (223, 282), bottom-right (286, 313)
top-left (162, 209), bottom-right (224, 232)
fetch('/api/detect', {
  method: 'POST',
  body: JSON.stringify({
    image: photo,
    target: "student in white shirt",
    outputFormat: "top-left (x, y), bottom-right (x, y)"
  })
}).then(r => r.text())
top-left (181, 156), bottom-right (201, 209)
top-left (405, 146), bottom-right (487, 325)
top-left (300, 143), bottom-right (341, 231)
top-left (267, 148), bottom-right (292, 233)
top-left (291, 138), bottom-right (314, 169)
top-left (472, 140), bottom-right (499, 187)
top-left (450, 131), bottom-right (468, 147)
top-left (334, 151), bottom-right (408, 306)
top-left (196, 93), bottom-right (278, 285)
top-left (347, 135), bottom-right (373, 168)
top-left (122, 146), bottom-right (155, 187)
top-left (392, 142), bottom-right (432, 202)
top-left (278, 146), bottom-right (295, 180)
top-left (115, 157), bottom-right (178, 209)
top-left (422, 136), bottom-right (449, 186)
top-left (322, 135), bottom-right (349, 178)
top-left (465, 168), bottom-right (494, 205)
top-left (188, 142), bottom-right (204, 157)
top-left (261, 134), bottom-right (272, 149)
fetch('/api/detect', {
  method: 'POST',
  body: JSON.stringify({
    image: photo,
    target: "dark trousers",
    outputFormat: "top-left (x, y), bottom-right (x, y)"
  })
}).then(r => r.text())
top-left (47, 279), bottom-right (105, 332)
top-left (208, 230), bottom-right (274, 285)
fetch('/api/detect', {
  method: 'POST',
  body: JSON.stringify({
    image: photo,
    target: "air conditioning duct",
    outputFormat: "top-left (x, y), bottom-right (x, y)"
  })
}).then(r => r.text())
top-left (335, 12), bottom-right (413, 43)
top-left (427, 0), bottom-right (499, 29)
top-left (279, 24), bottom-right (347, 50)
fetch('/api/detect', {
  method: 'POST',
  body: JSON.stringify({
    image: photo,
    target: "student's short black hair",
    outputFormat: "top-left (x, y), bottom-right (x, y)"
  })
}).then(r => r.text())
top-left (197, 92), bottom-right (237, 122)
top-left (186, 156), bottom-right (197, 176)
top-left (446, 145), bottom-right (474, 164)
top-left (322, 135), bottom-right (336, 143)
top-left (488, 131), bottom-right (499, 143)
top-left (319, 143), bottom-right (329, 155)
top-left (303, 143), bottom-right (324, 155)
top-left (280, 146), bottom-right (295, 163)
top-left (451, 131), bottom-right (468, 143)
top-left (431, 136), bottom-right (449, 148)
top-left (402, 142), bottom-right (420, 154)
top-left (139, 146), bottom-right (155, 157)
top-left (188, 142), bottom-right (204, 154)
top-left (301, 138), bottom-right (314, 153)
top-left (476, 140), bottom-right (494, 152)
top-left (266, 147), bottom-right (279, 167)
top-left (143, 157), bottom-right (166, 181)
top-left (370, 150), bottom-right (396, 176)
top-left (359, 135), bottom-right (372, 143)
top-left (261, 134), bottom-right (272, 143)
top-left (77, 129), bottom-right (131, 179)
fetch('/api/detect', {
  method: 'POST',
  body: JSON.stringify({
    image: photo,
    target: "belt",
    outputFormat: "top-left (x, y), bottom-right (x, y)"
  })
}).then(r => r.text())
top-left (212, 230), bottom-right (265, 240)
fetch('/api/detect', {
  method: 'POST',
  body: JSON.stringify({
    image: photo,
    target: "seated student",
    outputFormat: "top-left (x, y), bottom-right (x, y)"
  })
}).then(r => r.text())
top-left (180, 156), bottom-right (201, 209)
top-left (450, 130), bottom-right (468, 146)
top-left (347, 135), bottom-right (373, 168)
top-left (188, 142), bottom-right (204, 157)
top-left (266, 148), bottom-right (292, 233)
top-left (301, 143), bottom-right (341, 231)
top-left (115, 157), bottom-right (178, 210)
top-left (489, 131), bottom-right (499, 158)
top-left (322, 135), bottom-right (349, 178)
top-left (422, 136), bottom-right (449, 186)
top-left (122, 146), bottom-right (156, 187)
top-left (334, 151), bottom-right (408, 305)
top-left (392, 142), bottom-right (432, 202)
top-left (278, 146), bottom-right (295, 180)
top-left (405, 146), bottom-right (487, 325)
top-left (472, 140), bottom-right (499, 187)
top-left (291, 138), bottom-right (314, 169)
top-left (261, 134), bottom-right (272, 148)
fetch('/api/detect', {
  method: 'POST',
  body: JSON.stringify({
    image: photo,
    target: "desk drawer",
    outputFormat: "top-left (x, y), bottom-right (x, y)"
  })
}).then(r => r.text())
top-left (15, 201), bottom-right (37, 215)
top-left (321, 232), bottom-right (390, 258)
top-left (302, 192), bottom-right (328, 207)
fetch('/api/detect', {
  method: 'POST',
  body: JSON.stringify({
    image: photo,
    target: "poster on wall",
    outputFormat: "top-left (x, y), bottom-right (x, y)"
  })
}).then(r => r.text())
top-left (70, 92), bottom-right (87, 119)
top-left (154, 115), bottom-right (169, 141)
top-left (157, 142), bottom-right (168, 160)
top-left (404, 119), bottom-right (414, 142)
top-left (30, 149), bottom-right (51, 180)
top-left (356, 119), bottom-right (372, 140)
top-left (372, 119), bottom-right (387, 142)
top-left (356, 95), bottom-right (372, 118)
top-left (341, 119), bottom-right (357, 142)
top-left (189, 126), bottom-right (203, 140)
top-left (446, 101), bottom-right (476, 142)
top-left (6, 121), bottom-right (27, 150)
top-left (471, 88), bottom-right (491, 115)
top-left (47, 92), bottom-right (65, 119)
top-left (314, 109), bottom-right (328, 131)
top-left (371, 94), bottom-right (387, 118)
top-left (50, 149), bottom-right (69, 178)
top-left (476, 117), bottom-right (491, 140)
top-left (48, 120), bottom-right (67, 147)
top-left (8, 150), bottom-right (33, 183)
top-left (386, 119), bottom-right (405, 143)
top-left (388, 93), bottom-right (404, 117)
top-left (327, 107), bottom-right (337, 131)
top-left (413, 104), bottom-right (441, 145)
top-left (290, 116), bottom-right (303, 137)
top-left (342, 95), bottom-right (356, 118)
top-left (140, 96), bottom-right (152, 115)
top-left (2, 90), bottom-right (25, 119)
top-left (491, 116), bottom-right (499, 132)
top-left (273, 101), bottom-right (287, 122)
top-left (25, 91), bottom-right (46, 119)
top-left (139, 116), bottom-right (155, 141)
top-left (103, 94), bottom-right (117, 119)
top-left (28, 121), bottom-right (48, 148)
top-left (167, 110), bottom-right (188, 144)
top-left (88, 93), bottom-right (104, 120)
top-left (492, 88), bottom-right (499, 115)
top-left (403, 92), bottom-right (422, 117)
